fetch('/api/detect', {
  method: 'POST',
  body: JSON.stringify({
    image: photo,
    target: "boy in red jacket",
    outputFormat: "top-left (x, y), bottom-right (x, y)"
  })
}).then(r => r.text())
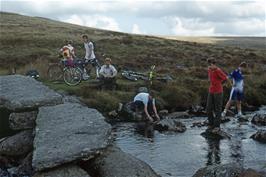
top-left (207, 58), bottom-right (228, 131)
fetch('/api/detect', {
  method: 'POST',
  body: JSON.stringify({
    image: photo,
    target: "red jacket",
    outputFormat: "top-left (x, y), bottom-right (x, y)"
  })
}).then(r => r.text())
top-left (208, 67), bottom-right (227, 93)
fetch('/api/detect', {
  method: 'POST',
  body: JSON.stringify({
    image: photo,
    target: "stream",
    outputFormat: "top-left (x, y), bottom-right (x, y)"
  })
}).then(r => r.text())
top-left (1, 108), bottom-right (265, 177)
top-left (113, 113), bottom-right (266, 177)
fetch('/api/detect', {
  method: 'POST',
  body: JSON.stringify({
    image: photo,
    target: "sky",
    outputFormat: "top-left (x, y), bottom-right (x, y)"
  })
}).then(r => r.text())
top-left (1, 0), bottom-right (266, 36)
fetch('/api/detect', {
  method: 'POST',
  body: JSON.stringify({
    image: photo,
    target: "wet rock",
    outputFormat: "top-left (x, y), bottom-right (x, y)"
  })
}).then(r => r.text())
top-left (32, 103), bottom-right (111, 171)
top-left (33, 165), bottom-right (90, 177)
top-left (166, 111), bottom-right (190, 119)
top-left (155, 119), bottom-right (186, 132)
top-left (201, 128), bottom-right (231, 140)
top-left (250, 130), bottom-right (266, 143)
top-left (0, 168), bottom-right (9, 177)
top-left (192, 163), bottom-right (243, 177)
top-left (238, 116), bottom-right (249, 122)
top-left (0, 130), bottom-right (33, 156)
top-left (158, 109), bottom-right (169, 117)
top-left (84, 145), bottom-right (160, 177)
top-left (189, 105), bottom-right (206, 116)
top-left (221, 116), bottom-right (231, 123)
top-left (9, 111), bottom-right (37, 130)
top-left (191, 120), bottom-right (208, 128)
top-left (251, 113), bottom-right (266, 126)
top-left (0, 75), bottom-right (62, 111)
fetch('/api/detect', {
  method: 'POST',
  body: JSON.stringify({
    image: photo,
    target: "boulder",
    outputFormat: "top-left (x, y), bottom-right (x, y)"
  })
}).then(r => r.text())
top-left (192, 163), bottom-right (243, 177)
top-left (33, 165), bottom-right (90, 177)
top-left (0, 130), bottom-right (33, 156)
top-left (119, 102), bottom-right (143, 122)
top-left (0, 75), bottom-right (62, 111)
top-left (166, 111), bottom-right (190, 119)
top-left (83, 145), bottom-right (160, 177)
top-left (16, 152), bottom-right (33, 177)
top-left (251, 113), bottom-right (266, 126)
top-left (32, 103), bottom-right (112, 171)
top-left (155, 119), bottom-right (186, 132)
top-left (250, 130), bottom-right (266, 143)
top-left (201, 128), bottom-right (231, 140)
top-left (9, 111), bottom-right (37, 130)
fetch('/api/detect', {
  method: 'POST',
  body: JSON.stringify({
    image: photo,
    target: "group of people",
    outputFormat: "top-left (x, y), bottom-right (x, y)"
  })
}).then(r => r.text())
top-left (207, 58), bottom-right (247, 132)
top-left (60, 35), bottom-right (247, 137)
top-left (60, 34), bottom-right (117, 88)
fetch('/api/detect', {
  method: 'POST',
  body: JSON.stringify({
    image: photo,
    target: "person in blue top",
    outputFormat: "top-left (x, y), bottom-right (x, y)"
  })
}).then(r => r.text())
top-left (222, 62), bottom-right (247, 117)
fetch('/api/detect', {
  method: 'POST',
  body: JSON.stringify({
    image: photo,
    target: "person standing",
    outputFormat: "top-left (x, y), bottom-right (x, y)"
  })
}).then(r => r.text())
top-left (206, 58), bottom-right (228, 131)
top-left (222, 62), bottom-right (247, 117)
top-left (82, 34), bottom-right (100, 78)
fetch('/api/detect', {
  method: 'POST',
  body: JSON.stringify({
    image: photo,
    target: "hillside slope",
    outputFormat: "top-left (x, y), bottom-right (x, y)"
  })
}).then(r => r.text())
top-left (1, 12), bottom-right (266, 111)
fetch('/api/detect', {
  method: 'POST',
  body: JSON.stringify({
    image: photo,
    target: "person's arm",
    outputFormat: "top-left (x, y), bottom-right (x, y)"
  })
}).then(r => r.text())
top-left (144, 105), bottom-right (153, 122)
top-left (88, 43), bottom-right (93, 59)
top-left (152, 99), bottom-right (160, 121)
top-left (99, 66), bottom-right (105, 77)
top-left (111, 66), bottom-right (117, 78)
top-left (218, 69), bottom-right (228, 81)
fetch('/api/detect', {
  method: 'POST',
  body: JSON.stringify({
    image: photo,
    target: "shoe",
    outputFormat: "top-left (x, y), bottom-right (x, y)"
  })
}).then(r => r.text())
top-left (221, 111), bottom-right (226, 117)
top-left (82, 73), bottom-right (90, 80)
top-left (236, 112), bottom-right (243, 118)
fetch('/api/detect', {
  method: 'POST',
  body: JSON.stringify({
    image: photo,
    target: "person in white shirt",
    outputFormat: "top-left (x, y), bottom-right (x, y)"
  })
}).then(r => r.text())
top-left (133, 92), bottom-right (160, 123)
top-left (82, 34), bottom-right (100, 78)
top-left (99, 58), bottom-right (117, 89)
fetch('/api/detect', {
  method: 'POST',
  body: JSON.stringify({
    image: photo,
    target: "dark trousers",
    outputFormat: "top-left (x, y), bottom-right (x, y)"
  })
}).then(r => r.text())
top-left (206, 93), bottom-right (223, 128)
top-left (99, 77), bottom-right (116, 90)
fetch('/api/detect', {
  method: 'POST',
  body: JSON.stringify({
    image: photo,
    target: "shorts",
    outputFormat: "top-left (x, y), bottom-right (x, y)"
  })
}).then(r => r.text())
top-left (229, 88), bottom-right (244, 101)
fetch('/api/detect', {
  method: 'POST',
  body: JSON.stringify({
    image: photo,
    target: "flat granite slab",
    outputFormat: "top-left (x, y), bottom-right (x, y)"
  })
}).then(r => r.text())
top-left (0, 75), bottom-right (62, 111)
top-left (32, 103), bottom-right (112, 171)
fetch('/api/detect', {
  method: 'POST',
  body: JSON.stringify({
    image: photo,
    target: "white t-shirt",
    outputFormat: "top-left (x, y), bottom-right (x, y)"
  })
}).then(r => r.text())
top-left (134, 93), bottom-right (150, 106)
top-left (84, 42), bottom-right (96, 60)
top-left (99, 65), bottom-right (117, 78)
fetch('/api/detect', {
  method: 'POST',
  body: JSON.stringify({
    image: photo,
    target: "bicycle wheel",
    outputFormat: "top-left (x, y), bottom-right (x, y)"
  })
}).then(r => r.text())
top-left (47, 64), bottom-right (63, 81)
top-left (63, 67), bottom-right (82, 86)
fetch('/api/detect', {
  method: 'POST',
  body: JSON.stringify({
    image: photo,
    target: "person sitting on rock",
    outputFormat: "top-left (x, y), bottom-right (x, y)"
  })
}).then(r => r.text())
top-left (206, 58), bottom-right (228, 132)
top-left (222, 62), bottom-right (247, 118)
top-left (99, 58), bottom-right (117, 90)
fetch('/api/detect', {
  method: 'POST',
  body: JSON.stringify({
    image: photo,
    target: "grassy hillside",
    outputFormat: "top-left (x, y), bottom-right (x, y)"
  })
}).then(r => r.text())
top-left (1, 12), bottom-right (266, 113)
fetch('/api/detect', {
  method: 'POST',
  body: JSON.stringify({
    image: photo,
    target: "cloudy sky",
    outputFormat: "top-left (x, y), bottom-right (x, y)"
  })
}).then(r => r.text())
top-left (1, 0), bottom-right (265, 36)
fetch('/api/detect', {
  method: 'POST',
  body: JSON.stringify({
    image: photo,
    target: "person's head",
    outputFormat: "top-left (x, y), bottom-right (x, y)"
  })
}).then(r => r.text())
top-left (82, 34), bottom-right (89, 43)
top-left (105, 58), bottom-right (112, 66)
top-left (239, 62), bottom-right (247, 70)
top-left (65, 40), bottom-right (73, 45)
top-left (207, 58), bottom-right (216, 68)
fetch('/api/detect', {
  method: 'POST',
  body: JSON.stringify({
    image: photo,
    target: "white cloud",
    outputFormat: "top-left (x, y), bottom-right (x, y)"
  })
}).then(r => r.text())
top-left (132, 24), bottom-right (143, 34)
top-left (61, 14), bottom-right (121, 32)
top-left (166, 17), bottom-right (215, 36)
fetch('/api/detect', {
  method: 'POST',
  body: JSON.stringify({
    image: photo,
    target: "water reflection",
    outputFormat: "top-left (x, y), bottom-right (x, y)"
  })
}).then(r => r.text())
top-left (206, 138), bottom-right (221, 165)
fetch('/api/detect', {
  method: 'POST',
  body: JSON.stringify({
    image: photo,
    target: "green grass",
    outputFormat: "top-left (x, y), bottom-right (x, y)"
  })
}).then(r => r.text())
top-left (1, 12), bottom-right (266, 113)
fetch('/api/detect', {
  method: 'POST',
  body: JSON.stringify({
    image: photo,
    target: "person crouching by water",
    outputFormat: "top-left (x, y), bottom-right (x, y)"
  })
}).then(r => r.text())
top-left (132, 92), bottom-right (160, 139)
top-left (206, 58), bottom-right (228, 132)
top-left (99, 58), bottom-right (117, 90)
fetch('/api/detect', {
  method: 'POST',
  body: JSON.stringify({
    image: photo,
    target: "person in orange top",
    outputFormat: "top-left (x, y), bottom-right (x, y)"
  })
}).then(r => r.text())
top-left (206, 58), bottom-right (228, 131)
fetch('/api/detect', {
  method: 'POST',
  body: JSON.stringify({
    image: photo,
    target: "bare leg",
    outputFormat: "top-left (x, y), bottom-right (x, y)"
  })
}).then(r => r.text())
top-left (224, 100), bottom-right (232, 112)
top-left (236, 101), bottom-right (242, 114)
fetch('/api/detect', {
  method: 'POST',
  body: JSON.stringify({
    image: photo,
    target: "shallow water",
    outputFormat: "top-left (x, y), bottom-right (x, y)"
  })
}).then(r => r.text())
top-left (113, 115), bottom-right (266, 177)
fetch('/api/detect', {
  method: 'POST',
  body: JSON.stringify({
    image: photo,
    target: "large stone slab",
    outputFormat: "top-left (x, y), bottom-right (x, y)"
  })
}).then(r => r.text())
top-left (0, 75), bottom-right (62, 111)
top-left (33, 165), bottom-right (90, 177)
top-left (32, 103), bottom-right (111, 171)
